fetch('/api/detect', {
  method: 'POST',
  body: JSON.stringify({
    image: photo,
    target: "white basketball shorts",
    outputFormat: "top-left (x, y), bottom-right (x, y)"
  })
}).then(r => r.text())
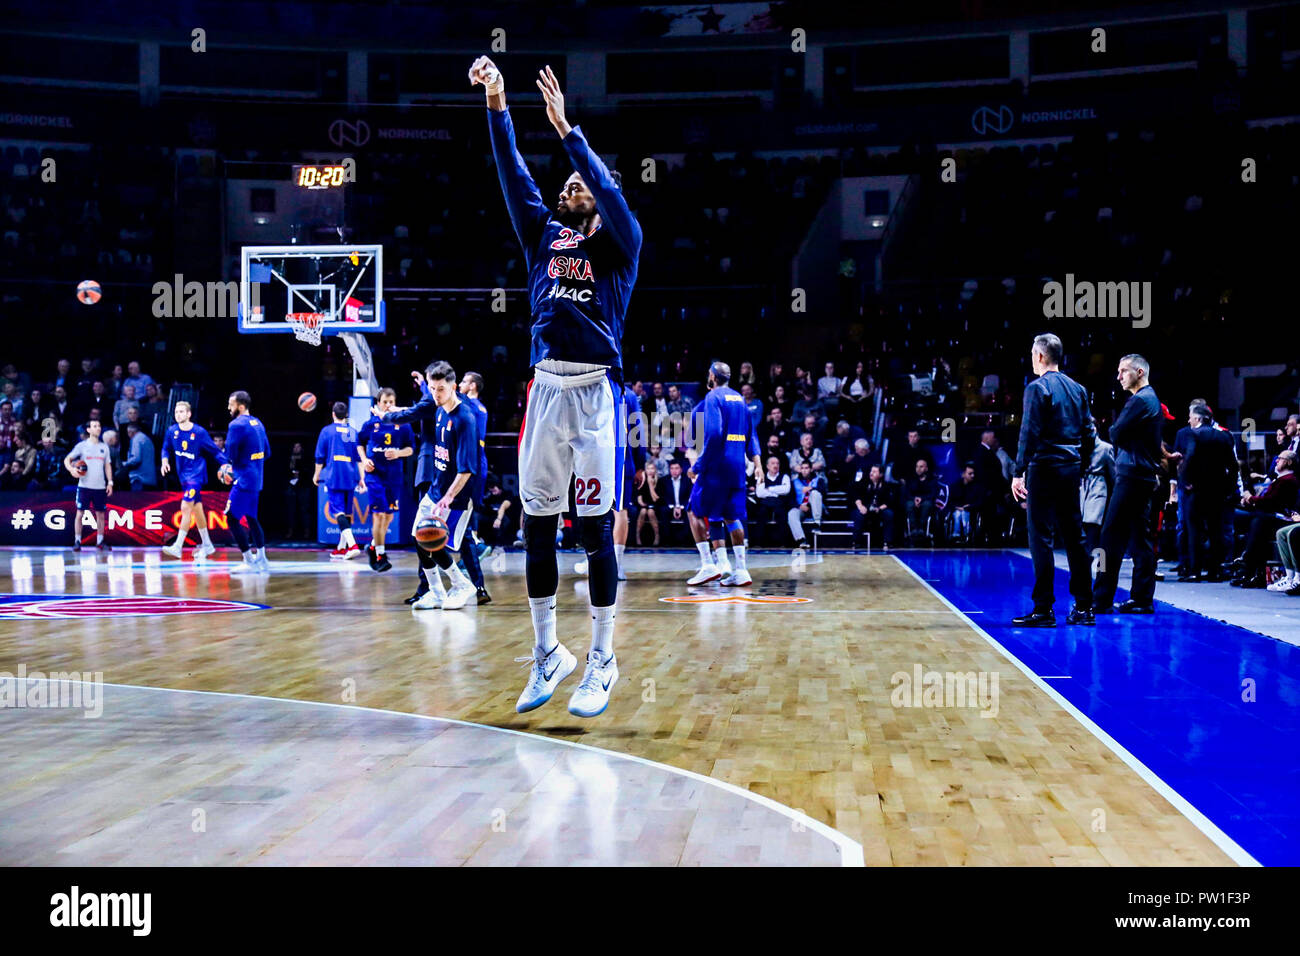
top-left (517, 361), bottom-right (627, 518)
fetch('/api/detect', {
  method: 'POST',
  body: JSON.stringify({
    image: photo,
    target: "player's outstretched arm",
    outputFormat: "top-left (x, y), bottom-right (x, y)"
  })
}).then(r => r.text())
top-left (540, 65), bottom-right (642, 262)
top-left (474, 56), bottom-right (548, 255)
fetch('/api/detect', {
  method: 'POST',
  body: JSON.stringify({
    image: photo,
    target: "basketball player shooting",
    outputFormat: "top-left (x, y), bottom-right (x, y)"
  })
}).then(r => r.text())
top-left (470, 55), bottom-right (643, 718)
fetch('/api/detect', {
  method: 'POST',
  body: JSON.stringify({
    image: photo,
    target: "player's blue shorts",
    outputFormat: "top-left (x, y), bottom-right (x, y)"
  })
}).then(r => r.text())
top-left (688, 481), bottom-right (747, 524)
top-left (364, 473), bottom-right (402, 513)
top-left (225, 485), bottom-right (259, 521)
top-left (181, 482), bottom-right (202, 502)
top-left (327, 488), bottom-right (354, 519)
top-left (75, 487), bottom-right (106, 512)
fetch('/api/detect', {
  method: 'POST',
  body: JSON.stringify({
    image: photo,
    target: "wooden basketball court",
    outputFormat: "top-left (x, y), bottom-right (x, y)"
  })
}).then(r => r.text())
top-left (0, 548), bottom-right (1240, 866)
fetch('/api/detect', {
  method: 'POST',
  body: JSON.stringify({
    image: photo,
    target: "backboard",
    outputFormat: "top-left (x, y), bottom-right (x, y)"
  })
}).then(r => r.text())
top-left (238, 244), bottom-right (384, 336)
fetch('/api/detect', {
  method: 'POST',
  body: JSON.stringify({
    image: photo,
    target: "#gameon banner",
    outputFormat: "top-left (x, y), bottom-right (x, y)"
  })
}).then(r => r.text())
top-left (0, 492), bottom-right (238, 546)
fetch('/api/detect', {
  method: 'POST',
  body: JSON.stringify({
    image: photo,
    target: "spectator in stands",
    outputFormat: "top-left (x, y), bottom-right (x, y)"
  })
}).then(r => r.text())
top-left (113, 384), bottom-right (140, 429)
top-left (890, 429), bottom-right (933, 484)
top-left (791, 382), bottom-right (826, 430)
top-left (31, 435), bottom-right (63, 490)
top-left (140, 383), bottom-right (167, 434)
top-left (479, 474), bottom-right (517, 554)
top-left (667, 384), bottom-right (694, 418)
top-left (51, 386), bottom-right (71, 425)
top-left (0, 459), bottom-right (24, 492)
top-left (123, 421), bottom-right (157, 491)
top-left (1232, 450), bottom-right (1299, 588)
top-left (769, 384), bottom-right (792, 420)
top-left (817, 362), bottom-right (842, 414)
top-left (0, 364), bottom-right (28, 397)
top-left (852, 463), bottom-right (896, 548)
top-left (102, 427), bottom-right (123, 478)
top-left (736, 362), bottom-right (758, 390)
top-left (829, 420), bottom-right (869, 484)
top-left (947, 464), bottom-right (987, 541)
top-left (838, 361), bottom-right (874, 427)
top-left (23, 386), bottom-right (50, 435)
top-left (123, 360), bottom-right (154, 398)
top-left (648, 442), bottom-right (672, 478)
top-left (645, 382), bottom-right (668, 431)
top-left (2, 382), bottom-right (23, 420)
top-left (0, 400), bottom-right (18, 466)
top-left (787, 459), bottom-right (826, 549)
top-left (904, 458), bottom-right (941, 541)
top-left (10, 432), bottom-right (35, 485)
top-left (635, 460), bottom-right (663, 546)
top-left (661, 460), bottom-right (692, 546)
top-left (1270, 512), bottom-right (1300, 595)
top-left (767, 362), bottom-right (790, 399)
top-left (213, 434), bottom-right (226, 455)
top-left (788, 431), bottom-right (826, 474)
top-left (107, 364), bottom-right (125, 401)
top-left (759, 406), bottom-right (795, 452)
top-left (50, 358), bottom-right (73, 392)
top-left (1278, 414), bottom-right (1300, 457)
top-left (754, 454), bottom-right (791, 544)
top-left (1081, 438), bottom-right (1116, 555)
top-left (83, 380), bottom-right (111, 423)
top-left (741, 383), bottom-right (763, 429)
top-left (799, 412), bottom-right (828, 447)
top-left (73, 358), bottom-right (97, 409)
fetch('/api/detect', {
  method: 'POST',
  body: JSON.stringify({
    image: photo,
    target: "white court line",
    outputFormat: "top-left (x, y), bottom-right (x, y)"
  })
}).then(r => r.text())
top-left (14, 677), bottom-right (865, 868)
top-left (892, 555), bottom-right (1259, 868)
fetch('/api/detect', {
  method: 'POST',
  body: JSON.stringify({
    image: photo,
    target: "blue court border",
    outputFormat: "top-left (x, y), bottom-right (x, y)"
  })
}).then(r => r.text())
top-left (895, 550), bottom-right (1300, 867)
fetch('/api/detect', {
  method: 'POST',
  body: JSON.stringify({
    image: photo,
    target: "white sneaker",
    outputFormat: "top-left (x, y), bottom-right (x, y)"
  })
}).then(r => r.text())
top-left (256, 550), bottom-right (271, 572)
top-left (574, 559), bottom-right (588, 575)
top-left (617, 563), bottom-right (627, 582)
top-left (515, 642), bottom-right (577, 713)
top-left (722, 568), bottom-right (753, 587)
top-left (1269, 576), bottom-right (1295, 592)
top-left (568, 652), bottom-right (619, 718)
top-left (194, 542), bottom-right (216, 562)
top-left (413, 588), bottom-right (445, 610)
top-left (230, 555), bottom-right (263, 574)
top-left (687, 565), bottom-right (721, 586)
top-left (442, 582), bottom-right (475, 610)
top-left (162, 542), bottom-right (183, 559)
top-left (715, 552), bottom-right (732, 577)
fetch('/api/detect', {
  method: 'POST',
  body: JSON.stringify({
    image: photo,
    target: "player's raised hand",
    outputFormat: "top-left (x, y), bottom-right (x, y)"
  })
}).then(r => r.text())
top-left (536, 65), bottom-right (570, 136)
top-left (468, 56), bottom-right (501, 89)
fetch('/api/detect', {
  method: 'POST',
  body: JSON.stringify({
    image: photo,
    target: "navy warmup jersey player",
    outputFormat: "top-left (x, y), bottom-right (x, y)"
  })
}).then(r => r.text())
top-left (456, 370), bottom-right (492, 603)
top-left (219, 390), bottom-right (271, 573)
top-left (160, 400), bottom-right (228, 561)
top-left (686, 363), bottom-right (762, 587)
top-left (314, 402), bottom-right (366, 560)
top-left (358, 387), bottom-right (413, 573)
top-left (383, 361), bottom-right (482, 611)
top-left (472, 55), bottom-right (642, 719)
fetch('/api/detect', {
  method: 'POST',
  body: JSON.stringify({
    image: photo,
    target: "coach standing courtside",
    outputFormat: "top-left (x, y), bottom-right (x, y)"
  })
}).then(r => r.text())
top-left (1010, 334), bottom-right (1097, 627)
top-left (1091, 354), bottom-right (1164, 615)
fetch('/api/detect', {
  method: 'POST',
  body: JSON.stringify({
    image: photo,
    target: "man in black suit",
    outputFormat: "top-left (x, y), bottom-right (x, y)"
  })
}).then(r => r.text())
top-left (1009, 333), bottom-right (1096, 627)
top-left (1092, 354), bottom-right (1164, 615)
top-left (660, 459), bottom-right (693, 545)
top-left (1181, 403), bottom-right (1236, 581)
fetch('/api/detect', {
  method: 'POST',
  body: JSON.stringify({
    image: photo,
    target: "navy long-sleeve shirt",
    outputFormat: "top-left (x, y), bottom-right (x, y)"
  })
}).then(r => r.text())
top-left (487, 107), bottom-right (641, 373)
top-left (1108, 384), bottom-right (1163, 478)
top-left (1014, 370), bottom-right (1096, 477)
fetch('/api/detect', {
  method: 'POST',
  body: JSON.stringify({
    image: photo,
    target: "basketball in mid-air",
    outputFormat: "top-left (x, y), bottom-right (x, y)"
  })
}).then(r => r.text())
top-left (76, 280), bottom-right (101, 305)
top-left (414, 516), bottom-right (448, 552)
top-left (298, 392), bottom-right (317, 412)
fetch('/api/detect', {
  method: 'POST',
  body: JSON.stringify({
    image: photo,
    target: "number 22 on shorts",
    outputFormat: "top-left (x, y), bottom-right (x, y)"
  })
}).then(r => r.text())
top-left (575, 477), bottom-right (602, 506)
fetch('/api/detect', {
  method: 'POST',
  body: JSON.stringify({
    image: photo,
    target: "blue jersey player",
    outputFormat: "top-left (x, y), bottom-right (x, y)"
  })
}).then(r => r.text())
top-left (314, 402), bottom-right (367, 560)
top-left (455, 369), bottom-right (493, 603)
top-left (358, 387), bottom-right (414, 573)
top-left (472, 55), bottom-right (642, 718)
top-left (218, 390), bottom-right (271, 574)
top-left (687, 362), bottom-right (762, 587)
top-left (382, 361), bottom-right (482, 611)
top-left (160, 400), bottom-right (228, 561)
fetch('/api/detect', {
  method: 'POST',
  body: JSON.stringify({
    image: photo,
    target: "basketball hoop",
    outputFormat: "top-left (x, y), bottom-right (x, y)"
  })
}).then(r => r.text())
top-left (287, 312), bottom-right (326, 346)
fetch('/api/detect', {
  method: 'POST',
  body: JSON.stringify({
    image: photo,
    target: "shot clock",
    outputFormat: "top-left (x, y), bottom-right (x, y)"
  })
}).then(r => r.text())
top-left (292, 164), bottom-right (348, 189)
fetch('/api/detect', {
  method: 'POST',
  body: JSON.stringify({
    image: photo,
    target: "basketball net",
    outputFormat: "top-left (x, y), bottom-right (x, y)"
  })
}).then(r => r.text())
top-left (287, 312), bottom-right (325, 347)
